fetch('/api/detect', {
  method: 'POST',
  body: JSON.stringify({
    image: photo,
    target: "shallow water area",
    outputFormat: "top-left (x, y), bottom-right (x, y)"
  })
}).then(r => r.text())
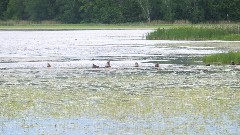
top-left (0, 30), bottom-right (240, 134)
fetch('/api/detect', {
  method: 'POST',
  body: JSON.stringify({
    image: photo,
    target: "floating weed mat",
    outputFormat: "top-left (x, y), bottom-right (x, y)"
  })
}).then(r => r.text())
top-left (0, 87), bottom-right (239, 134)
top-left (203, 51), bottom-right (240, 65)
top-left (146, 26), bottom-right (240, 41)
top-left (0, 86), bottom-right (239, 118)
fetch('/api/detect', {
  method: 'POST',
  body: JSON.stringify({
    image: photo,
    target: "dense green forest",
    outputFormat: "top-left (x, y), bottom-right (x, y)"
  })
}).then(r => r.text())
top-left (0, 0), bottom-right (239, 24)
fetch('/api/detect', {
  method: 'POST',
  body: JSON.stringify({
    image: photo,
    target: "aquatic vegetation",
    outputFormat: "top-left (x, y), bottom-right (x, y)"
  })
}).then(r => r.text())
top-left (146, 25), bottom-right (240, 41)
top-left (203, 51), bottom-right (240, 65)
top-left (1, 30), bottom-right (240, 134)
top-left (1, 77), bottom-right (240, 134)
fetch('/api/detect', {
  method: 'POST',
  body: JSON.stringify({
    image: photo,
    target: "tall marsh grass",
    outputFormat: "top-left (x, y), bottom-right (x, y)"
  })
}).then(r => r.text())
top-left (147, 25), bottom-right (240, 40)
top-left (203, 52), bottom-right (240, 64)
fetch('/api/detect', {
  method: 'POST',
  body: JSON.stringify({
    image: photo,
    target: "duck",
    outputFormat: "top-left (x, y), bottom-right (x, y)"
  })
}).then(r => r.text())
top-left (155, 63), bottom-right (159, 67)
top-left (231, 61), bottom-right (235, 65)
top-left (105, 60), bottom-right (111, 68)
top-left (47, 63), bottom-right (51, 67)
top-left (92, 64), bottom-right (99, 68)
top-left (134, 62), bottom-right (139, 67)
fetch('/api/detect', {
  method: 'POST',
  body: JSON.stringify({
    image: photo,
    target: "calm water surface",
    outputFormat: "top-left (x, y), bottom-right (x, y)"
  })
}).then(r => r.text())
top-left (0, 30), bottom-right (239, 134)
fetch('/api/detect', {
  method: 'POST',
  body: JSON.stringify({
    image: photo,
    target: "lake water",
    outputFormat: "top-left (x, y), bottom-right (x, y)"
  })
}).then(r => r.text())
top-left (0, 30), bottom-right (239, 134)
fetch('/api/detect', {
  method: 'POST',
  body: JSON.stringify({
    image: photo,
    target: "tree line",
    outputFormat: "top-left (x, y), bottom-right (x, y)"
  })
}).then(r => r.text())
top-left (0, 0), bottom-right (239, 24)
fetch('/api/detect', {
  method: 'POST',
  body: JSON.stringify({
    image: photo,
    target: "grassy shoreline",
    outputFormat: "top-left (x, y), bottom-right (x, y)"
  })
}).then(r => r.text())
top-left (1, 23), bottom-right (240, 41)
top-left (0, 23), bottom-right (188, 30)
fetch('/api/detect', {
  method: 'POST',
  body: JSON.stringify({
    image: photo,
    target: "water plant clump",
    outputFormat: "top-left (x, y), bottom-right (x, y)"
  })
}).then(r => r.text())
top-left (146, 26), bottom-right (240, 41)
top-left (203, 51), bottom-right (240, 65)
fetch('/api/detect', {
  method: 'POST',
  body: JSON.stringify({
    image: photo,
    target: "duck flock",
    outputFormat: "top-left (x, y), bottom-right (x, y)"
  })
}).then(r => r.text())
top-left (46, 60), bottom-right (160, 69)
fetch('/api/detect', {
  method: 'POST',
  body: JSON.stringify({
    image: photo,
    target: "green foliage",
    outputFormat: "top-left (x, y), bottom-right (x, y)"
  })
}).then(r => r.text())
top-left (0, 0), bottom-right (240, 23)
top-left (121, 0), bottom-right (143, 22)
top-left (55, 0), bottom-right (81, 23)
top-left (95, 0), bottom-right (123, 24)
top-left (203, 52), bottom-right (240, 65)
top-left (146, 26), bottom-right (240, 40)
top-left (160, 0), bottom-right (175, 21)
top-left (5, 0), bottom-right (26, 20)
top-left (0, 0), bottom-right (8, 19)
top-left (80, 0), bottom-right (124, 24)
top-left (24, 0), bottom-right (53, 21)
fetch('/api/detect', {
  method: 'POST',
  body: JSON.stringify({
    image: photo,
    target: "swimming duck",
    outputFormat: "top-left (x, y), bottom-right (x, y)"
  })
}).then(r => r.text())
top-left (92, 64), bottom-right (99, 68)
top-left (47, 63), bottom-right (51, 67)
top-left (134, 62), bottom-right (139, 67)
top-left (155, 63), bottom-right (159, 67)
top-left (105, 60), bottom-right (111, 68)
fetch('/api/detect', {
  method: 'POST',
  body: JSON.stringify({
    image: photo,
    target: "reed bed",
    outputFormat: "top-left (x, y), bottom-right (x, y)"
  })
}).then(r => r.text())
top-left (146, 25), bottom-right (240, 41)
top-left (203, 51), bottom-right (240, 65)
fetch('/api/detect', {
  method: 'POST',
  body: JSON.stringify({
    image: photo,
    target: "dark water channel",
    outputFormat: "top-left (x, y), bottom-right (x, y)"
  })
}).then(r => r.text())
top-left (0, 30), bottom-right (239, 134)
